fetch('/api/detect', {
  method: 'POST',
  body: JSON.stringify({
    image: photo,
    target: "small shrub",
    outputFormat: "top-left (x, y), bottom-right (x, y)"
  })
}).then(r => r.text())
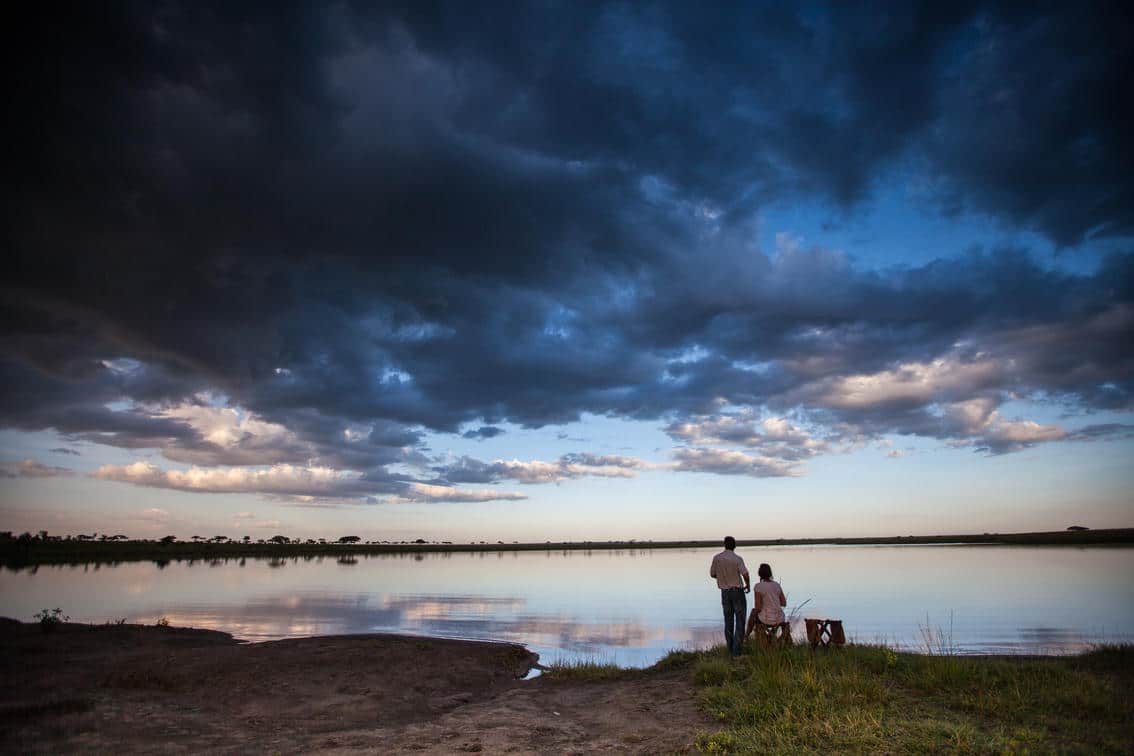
top-left (693, 657), bottom-right (734, 687)
top-left (154, 616), bottom-right (170, 627)
top-left (651, 648), bottom-right (704, 671)
top-left (34, 607), bottom-right (69, 633)
top-left (696, 729), bottom-right (740, 754)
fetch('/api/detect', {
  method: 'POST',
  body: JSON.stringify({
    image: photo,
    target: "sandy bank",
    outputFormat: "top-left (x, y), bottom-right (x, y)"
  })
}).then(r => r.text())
top-left (0, 619), bottom-right (711, 754)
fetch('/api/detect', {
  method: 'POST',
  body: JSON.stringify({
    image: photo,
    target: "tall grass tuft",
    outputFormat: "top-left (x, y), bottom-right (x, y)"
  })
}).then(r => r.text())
top-left (917, 611), bottom-right (958, 655)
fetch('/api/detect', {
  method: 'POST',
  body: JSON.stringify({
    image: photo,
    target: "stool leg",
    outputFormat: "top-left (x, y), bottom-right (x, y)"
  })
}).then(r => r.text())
top-left (806, 619), bottom-right (820, 647)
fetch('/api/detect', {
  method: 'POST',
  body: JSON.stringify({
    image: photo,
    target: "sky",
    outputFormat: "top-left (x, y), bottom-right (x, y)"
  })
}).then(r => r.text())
top-left (3, 1), bottom-right (1133, 543)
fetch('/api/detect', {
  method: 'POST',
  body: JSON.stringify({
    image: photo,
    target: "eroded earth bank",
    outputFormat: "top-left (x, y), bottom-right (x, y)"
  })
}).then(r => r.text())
top-left (0, 619), bottom-right (715, 754)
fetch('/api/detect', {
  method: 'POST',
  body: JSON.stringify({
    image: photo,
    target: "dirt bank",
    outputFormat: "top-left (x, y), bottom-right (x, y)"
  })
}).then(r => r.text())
top-left (0, 619), bottom-right (713, 754)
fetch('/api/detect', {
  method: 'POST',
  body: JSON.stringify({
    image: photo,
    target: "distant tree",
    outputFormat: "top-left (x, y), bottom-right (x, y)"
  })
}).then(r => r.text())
top-left (38, 530), bottom-right (49, 540)
top-left (268, 535), bottom-right (290, 545)
top-left (191, 535), bottom-right (205, 542)
top-left (242, 535), bottom-right (251, 544)
top-left (159, 535), bottom-right (177, 545)
top-left (337, 535), bottom-right (361, 544)
top-left (1067, 525), bottom-right (1090, 531)
top-left (211, 535), bottom-right (227, 543)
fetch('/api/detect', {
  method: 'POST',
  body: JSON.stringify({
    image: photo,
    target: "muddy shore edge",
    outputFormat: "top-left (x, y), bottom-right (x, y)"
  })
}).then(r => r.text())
top-left (0, 618), bottom-right (710, 754)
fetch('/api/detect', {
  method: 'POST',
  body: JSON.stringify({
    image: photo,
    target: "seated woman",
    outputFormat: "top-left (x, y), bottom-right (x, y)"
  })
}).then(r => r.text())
top-left (746, 563), bottom-right (788, 643)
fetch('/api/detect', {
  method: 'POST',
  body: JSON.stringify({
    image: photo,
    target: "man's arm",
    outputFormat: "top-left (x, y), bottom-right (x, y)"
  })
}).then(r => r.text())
top-left (709, 556), bottom-right (717, 579)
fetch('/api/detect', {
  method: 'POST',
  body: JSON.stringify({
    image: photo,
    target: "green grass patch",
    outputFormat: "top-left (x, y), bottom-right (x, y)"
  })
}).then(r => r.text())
top-left (542, 659), bottom-right (637, 681)
top-left (691, 644), bottom-right (1134, 754)
top-left (545, 646), bottom-right (713, 681)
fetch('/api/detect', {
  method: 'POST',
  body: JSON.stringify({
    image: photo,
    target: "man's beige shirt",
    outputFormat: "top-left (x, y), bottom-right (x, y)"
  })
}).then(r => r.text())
top-left (710, 549), bottom-right (749, 589)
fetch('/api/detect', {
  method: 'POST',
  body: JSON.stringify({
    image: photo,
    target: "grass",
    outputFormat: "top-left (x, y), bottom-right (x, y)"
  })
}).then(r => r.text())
top-left (543, 647), bottom-right (711, 681)
top-left (543, 642), bottom-right (1134, 751)
top-left (686, 643), bottom-right (1134, 754)
top-left (544, 642), bottom-right (1134, 752)
top-left (543, 659), bottom-right (637, 681)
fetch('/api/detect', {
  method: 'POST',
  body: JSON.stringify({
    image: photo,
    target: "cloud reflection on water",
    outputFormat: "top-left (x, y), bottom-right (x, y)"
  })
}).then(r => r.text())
top-left (4, 546), bottom-right (1131, 664)
top-left (149, 590), bottom-right (714, 664)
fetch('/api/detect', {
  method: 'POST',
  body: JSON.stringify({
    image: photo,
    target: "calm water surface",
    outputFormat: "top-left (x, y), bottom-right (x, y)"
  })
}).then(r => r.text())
top-left (3, 545), bottom-right (1131, 666)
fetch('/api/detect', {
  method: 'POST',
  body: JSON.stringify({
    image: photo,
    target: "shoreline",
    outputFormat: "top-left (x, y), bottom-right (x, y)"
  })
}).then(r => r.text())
top-left (4, 527), bottom-right (1131, 568)
top-left (0, 619), bottom-right (709, 753)
top-left (3, 619), bottom-right (1130, 753)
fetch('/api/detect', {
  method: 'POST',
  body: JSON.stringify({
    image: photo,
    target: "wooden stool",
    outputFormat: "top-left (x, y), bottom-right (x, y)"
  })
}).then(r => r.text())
top-left (753, 621), bottom-right (793, 649)
top-left (805, 618), bottom-right (845, 648)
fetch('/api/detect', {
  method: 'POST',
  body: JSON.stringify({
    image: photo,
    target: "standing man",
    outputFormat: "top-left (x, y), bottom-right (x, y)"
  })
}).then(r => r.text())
top-left (710, 536), bottom-right (751, 657)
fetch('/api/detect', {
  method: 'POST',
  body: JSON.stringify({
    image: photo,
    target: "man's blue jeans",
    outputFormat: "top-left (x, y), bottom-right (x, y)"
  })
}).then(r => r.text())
top-left (721, 587), bottom-right (747, 656)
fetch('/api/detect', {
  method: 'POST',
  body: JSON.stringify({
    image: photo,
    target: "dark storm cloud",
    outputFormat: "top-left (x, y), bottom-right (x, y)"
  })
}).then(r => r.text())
top-left (462, 426), bottom-right (504, 440)
top-left (4, 0), bottom-right (1133, 492)
top-left (924, 5), bottom-right (1134, 245)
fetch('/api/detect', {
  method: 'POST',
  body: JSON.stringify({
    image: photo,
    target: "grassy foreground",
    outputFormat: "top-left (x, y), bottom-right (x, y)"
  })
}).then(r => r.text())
top-left (548, 644), bottom-right (1133, 754)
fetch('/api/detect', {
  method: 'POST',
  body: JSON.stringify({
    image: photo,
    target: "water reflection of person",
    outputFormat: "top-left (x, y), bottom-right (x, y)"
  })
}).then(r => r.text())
top-left (746, 562), bottom-right (787, 637)
top-left (710, 536), bottom-right (750, 657)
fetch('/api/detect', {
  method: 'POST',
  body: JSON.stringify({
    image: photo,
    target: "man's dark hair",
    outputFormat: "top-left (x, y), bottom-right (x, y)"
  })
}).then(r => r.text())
top-left (723, 536), bottom-right (736, 550)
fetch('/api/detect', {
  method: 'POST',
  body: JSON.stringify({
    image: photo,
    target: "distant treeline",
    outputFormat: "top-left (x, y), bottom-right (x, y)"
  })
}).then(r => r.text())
top-left (1, 528), bottom-right (1131, 569)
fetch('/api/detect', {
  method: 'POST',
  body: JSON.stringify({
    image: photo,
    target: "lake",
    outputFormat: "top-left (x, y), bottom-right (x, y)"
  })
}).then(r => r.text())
top-left (2, 545), bottom-right (1132, 666)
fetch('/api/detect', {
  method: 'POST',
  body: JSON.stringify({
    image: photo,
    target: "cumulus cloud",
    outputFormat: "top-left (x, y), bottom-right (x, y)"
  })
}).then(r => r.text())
top-left (434, 453), bottom-right (651, 485)
top-left (153, 401), bottom-right (312, 466)
top-left (92, 461), bottom-right (361, 497)
top-left (396, 484), bottom-right (527, 503)
top-left (92, 461), bottom-right (527, 504)
top-left (666, 413), bottom-right (829, 462)
top-left (816, 358), bottom-right (1005, 411)
top-left (671, 448), bottom-right (799, 478)
top-left (0, 459), bottom-right (76, 478)
top-left (138, 507), bottom-right (171, 522)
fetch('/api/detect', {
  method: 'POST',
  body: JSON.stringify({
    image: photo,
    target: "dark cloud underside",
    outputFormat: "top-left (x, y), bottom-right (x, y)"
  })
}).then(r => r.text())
top-left (4, 1), bottom-right (1132, 498)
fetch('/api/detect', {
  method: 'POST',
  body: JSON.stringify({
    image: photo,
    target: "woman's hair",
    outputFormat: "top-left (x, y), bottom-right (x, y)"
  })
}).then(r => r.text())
top-left (757, 563), bottom-right (773, 580)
